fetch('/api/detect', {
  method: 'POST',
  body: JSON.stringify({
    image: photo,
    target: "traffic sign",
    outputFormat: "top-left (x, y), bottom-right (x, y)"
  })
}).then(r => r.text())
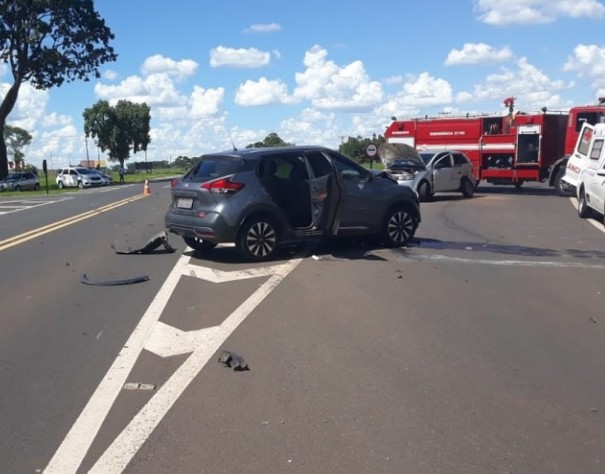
top-left (366, 144), bottom-right (377, 157)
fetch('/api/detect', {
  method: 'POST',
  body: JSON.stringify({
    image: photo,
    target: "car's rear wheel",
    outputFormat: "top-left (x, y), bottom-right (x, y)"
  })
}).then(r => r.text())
top-left (15, 185), bottom-right (21, 191)
top-left (382, 205), bottom-right (417, 248)
top-left (34, 183), bottom-right (40, 191)
top-left (237, 215), bottom-right (280, 261)
top-left (418, 181), bottom-right (432, 202)
top-left (578, 188), bottom-right (592, 218)
top-left (183, 236), bottom-right (217, 251)
top-left (461, 177), bottom-right (474, 198)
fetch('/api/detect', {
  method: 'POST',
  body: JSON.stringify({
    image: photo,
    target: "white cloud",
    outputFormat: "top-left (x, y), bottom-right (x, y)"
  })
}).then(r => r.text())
top-left (210, 46), bottom-right (271, 68)
top-left (190, 86), bottom-right (225, 117)
top-left (1, 82), bottom-right (49, 130)
top-left (445, 43), bottom-right (514, 65)
top-left (472, 57), bottom-right (572, 109)
top-left (293, 45), bottom-right (384, 111)
top-left (102, 69), bottom-right (118, 81)
top-left (141, 54), bottom-right (198, 79)
top-left (474, 0), bottom-right (605, 25)
top-left (234, 78), bottom-right (291, 106)
top-left (564, 44), bottom-right (605, 76)
top-left (243, 23), bottom-right (281, 33)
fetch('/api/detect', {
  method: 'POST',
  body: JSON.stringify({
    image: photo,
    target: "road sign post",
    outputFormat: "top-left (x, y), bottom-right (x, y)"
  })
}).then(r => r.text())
top-left (366, 143), bottom-right (377, 169)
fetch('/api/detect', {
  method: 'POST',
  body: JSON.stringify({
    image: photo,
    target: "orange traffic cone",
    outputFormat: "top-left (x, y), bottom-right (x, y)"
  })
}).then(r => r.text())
top-left (143, 179), bottom-right (151, 195)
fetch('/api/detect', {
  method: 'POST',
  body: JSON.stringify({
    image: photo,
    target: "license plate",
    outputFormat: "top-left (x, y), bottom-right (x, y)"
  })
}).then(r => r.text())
top-left (177, 198), bottom-right (193, 209)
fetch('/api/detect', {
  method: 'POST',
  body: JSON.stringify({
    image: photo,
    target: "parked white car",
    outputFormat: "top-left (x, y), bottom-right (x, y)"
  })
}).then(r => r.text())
top-left (576, 125), bottom-right (605, 221)
top-left (56, 167), bottom-right (104, 189)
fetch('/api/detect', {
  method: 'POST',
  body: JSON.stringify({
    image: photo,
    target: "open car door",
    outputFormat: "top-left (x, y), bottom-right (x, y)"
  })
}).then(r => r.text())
top-left (304, 151), bottom-right (342, 234)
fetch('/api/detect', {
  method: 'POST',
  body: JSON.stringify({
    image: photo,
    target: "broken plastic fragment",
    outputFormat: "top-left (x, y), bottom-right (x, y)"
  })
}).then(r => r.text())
top-left (80, 274), bottom-right (150, 286)
top-left (111, 231), bottom-right (176, 254)
top-left (217, 350), bottom-right (249, 371)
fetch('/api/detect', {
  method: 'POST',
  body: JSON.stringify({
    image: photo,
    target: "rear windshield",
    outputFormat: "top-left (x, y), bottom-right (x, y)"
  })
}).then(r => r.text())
top-left (186, 156), bottom-right (243, 180)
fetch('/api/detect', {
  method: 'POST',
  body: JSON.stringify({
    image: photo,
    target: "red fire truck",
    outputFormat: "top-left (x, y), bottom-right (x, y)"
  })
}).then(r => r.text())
top-left (384, 97), bottom-right (605, 194)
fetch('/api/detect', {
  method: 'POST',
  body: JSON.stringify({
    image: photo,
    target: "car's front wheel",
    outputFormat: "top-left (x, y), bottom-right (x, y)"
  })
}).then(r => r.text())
top-left (78, 181), bottom-right (84, 189)
top-left (57, 181), bottom-right (64, 189)
top-left (183, 236), bottom-right (217, 252)
top-left (382, 205), bottom-right (417, 248)
top-left (417, 181), bottom-right (432, 202)
top-left (461, 177), bottom-right (474, 198)
top-left (15, 185), bottom-right (21, 191)
top-left (237, 215), bottom-right (280, 261)
top-left (578, 188), bottom-right (592, 218)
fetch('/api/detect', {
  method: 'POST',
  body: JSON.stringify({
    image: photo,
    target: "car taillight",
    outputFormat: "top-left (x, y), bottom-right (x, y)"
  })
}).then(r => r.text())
top-left (170, 178), bottom-right (179, 189)
top-left (201, 177), bottom-right (245, 194)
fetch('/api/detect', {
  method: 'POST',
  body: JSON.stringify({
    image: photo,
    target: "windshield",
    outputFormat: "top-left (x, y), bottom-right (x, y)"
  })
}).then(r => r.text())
top-left (419, 153), bottom-right (437, 165)
top-left (388, 159), bottom-right (425, 171)
top-left (77, 168), bottom-right (93, 175)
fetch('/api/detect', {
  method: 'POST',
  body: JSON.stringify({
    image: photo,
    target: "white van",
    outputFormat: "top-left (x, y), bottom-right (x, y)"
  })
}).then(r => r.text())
top-left (576, 125), bottom-right (605, 220)
top-left (560, 122), bottom-right (604, 195)
top-left (56, 167), bottom-right (103, 189)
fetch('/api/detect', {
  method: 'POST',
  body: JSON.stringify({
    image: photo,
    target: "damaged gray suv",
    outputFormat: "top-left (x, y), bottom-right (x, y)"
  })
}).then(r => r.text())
top-left (165, 146), bottom-right (421, 261)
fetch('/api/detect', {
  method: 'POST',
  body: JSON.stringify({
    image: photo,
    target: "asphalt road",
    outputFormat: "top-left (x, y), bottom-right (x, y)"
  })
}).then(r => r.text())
top-left (1, 182), bottom-right (605, 473)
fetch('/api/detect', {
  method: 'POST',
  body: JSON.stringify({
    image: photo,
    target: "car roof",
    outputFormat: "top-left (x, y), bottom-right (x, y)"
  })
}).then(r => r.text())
top-left (202, 145), bottom-right (334, 161)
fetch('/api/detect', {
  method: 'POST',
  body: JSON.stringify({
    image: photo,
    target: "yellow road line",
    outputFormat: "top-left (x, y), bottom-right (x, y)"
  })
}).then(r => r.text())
top-left (0, 194), bottom-right (149, 252)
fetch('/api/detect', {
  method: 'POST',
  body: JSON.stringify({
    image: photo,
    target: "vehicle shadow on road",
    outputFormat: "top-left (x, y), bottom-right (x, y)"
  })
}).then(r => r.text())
top-left (415, 238), bottom-right (605, 260)
top-left (474, 185), bottom-right (558, 197)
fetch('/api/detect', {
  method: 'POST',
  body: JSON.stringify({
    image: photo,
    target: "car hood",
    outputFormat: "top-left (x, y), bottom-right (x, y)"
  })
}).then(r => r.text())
top-left (379, 143), bottom-right (425, 170)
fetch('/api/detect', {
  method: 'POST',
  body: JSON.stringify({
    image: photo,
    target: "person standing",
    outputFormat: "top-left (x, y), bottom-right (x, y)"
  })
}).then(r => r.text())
top-left (119, 165), bottom-right (125, 183)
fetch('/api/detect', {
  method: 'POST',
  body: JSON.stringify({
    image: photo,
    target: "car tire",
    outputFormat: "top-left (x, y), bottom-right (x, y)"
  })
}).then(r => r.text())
top-left (57, 181), bottom-right (64, 189)
top-left (15, 185), bottom-right (21, 191)
top-left (237, 214), bottom-right (281, 261)
top-left (578, 188), bottom-right (592, 218)
top-left (382, 204), bottom-right (417, 248)
top-left (418, 181), bottom-right (432, 202)
top-left (78, 181), bottom-right (84, 189)
top-left (183, 236), bottom-right (217, 251)
top-left (461, 177), bottom-right (474, 198)
top-left (34, 183), bottom-right (40, 191)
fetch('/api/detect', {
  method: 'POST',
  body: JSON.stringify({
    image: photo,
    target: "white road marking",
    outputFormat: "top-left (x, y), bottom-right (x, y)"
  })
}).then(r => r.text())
top-left (398, 252), bottom-right (605, 269)
top-left (0, 197), bottom-right (71, 215)
top-left (45, 252), bottom-right (302, 473)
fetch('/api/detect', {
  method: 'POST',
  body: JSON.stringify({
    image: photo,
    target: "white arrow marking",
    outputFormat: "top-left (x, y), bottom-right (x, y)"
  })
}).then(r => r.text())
top-left (45, 253), bottom-right (302, 474)
top-left (144, 321), bottom-right (224, 358)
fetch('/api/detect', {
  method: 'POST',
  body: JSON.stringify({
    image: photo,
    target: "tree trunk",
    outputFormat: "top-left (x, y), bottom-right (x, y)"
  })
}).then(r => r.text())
top-left (0, 82), bottom-right (22, 180)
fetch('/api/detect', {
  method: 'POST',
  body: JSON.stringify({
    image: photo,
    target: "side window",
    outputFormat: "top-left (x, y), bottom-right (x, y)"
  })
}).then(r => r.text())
top-left (452, 154), bottom-right (467, 166)
top-left (589, 138), bottom-right (604, 161)
top-left (577, 127), bottom-right (593, 156)
top-left (306, 152), bottom-right (332, 177)
top-left (434, 154), bottom-right (452, 169)
top-left (328, 152), bottom-right (367, 180)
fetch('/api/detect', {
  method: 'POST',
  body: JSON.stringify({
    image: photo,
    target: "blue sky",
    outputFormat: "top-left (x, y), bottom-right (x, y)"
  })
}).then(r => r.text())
top-left (3, 0), bottom-right (605, 169)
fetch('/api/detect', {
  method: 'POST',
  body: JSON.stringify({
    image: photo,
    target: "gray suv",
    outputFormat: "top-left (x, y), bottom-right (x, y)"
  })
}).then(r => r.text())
top-left (165, 146), bottom-right (421, 261)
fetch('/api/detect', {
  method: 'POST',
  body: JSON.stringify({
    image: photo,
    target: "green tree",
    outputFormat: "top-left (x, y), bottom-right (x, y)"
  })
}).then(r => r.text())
top-left (83, 100), bottom-right (151, 167)
top-left (4, 125), bottom-right (32, 169)
top-left (246, 132), bottom-right (294, 148)
top-left (338, 134), bottom-right (385, 164)
top-left (0, 0), bottom-right (116, 179)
